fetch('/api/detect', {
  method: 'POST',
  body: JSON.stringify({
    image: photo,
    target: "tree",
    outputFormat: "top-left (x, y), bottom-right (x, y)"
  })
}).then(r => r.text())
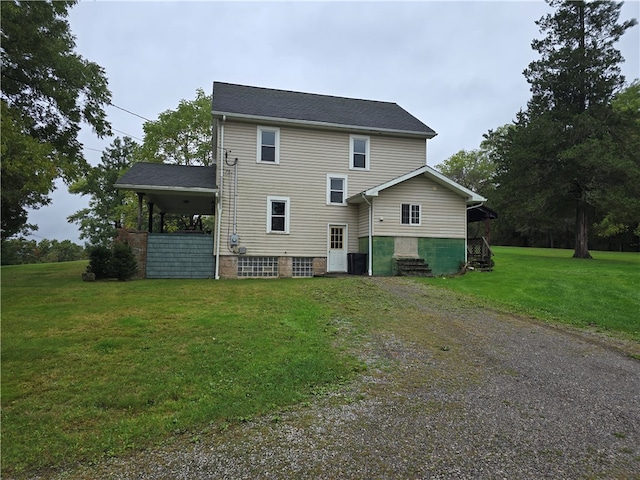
top-left (68, 137), bottom-right (139, 246)
top-left (0, 0), bottom-right (112, 238)
top-left (139, 88), bottom-right (212, 166)
top-left (495, 0), bottom-right (637, 258)
top-left (437, 147), bottom-right (496, 197)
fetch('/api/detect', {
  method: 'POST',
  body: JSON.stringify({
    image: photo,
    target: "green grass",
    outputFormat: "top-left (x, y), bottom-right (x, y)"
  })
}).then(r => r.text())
top-left (3, 249), bottom-right (639, 476)
top-left (1, 262), bottom-right (363, 476)
top-left (422, 247), bottom-right (640, 340)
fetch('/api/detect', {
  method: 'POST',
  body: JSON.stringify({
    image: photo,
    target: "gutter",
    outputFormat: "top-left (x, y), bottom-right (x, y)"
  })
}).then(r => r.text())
top-left (211, 111), bottom-right (437, 139)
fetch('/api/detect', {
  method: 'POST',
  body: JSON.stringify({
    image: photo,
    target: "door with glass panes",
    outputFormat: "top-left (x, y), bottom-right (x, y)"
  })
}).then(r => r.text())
top-left (327, 225), bottom-right (347, 272)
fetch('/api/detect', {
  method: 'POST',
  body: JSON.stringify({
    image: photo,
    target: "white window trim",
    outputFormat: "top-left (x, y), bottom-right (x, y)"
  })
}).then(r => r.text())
top-left (266, 196), bottom-right (290, 234)
top-left (349, 134), bottom-right (370, 171)
top-left (257, 126), bottom-right (280, 164)
top-left (326, 174), bottom-right (348, 206)
top-left (401, 203), bottom-right (422, 226)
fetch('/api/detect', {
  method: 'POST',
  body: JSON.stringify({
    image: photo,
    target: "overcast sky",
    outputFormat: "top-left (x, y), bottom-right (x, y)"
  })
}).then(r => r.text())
top-left (26, 0), bottom-right (640, 243)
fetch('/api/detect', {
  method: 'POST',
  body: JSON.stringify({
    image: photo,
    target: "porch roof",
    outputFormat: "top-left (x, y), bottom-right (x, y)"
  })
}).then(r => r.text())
top-left (346, 165), bottom-right (486, 204)
top-left (115, 163), bottom-right (218, 215)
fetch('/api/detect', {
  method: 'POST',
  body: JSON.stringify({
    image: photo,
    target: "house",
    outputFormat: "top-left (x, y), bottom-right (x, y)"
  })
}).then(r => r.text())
top-left (115, 82), bottom-right (487, 279)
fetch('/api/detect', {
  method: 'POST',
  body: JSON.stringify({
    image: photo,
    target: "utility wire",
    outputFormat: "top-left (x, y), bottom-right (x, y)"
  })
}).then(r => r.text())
top-left (109, 102), bottom-right (153, 122)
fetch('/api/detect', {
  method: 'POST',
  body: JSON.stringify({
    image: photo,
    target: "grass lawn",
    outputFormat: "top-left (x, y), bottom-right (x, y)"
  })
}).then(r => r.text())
top-left (2, 248), bottom-right (638, 476)
top-left (1, 262), bottom-right (365, 476)
top-left (421, 247), bottom-right (640, 341)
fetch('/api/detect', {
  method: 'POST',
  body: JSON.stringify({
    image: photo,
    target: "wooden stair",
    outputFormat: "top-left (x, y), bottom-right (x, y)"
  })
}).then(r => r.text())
top-left (394, 258), bottom-right (433, 277)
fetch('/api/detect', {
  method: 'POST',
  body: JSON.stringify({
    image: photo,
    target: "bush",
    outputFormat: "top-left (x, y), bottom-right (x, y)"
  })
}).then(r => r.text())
top-left (88, 243), bottom-right (137, 281)
top-left (89, 245), bottom-right (113, 279)
top-left (111, 242), bottom-right (137, 281)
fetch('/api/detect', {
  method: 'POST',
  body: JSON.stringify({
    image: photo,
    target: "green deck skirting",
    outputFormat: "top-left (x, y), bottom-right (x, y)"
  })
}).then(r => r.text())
top-left (146, 234), bottom-right (214, 278)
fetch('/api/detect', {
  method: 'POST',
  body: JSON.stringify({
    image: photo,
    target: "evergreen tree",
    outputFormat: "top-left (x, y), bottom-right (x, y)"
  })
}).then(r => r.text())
top-left (495, 0), bottom-right (637, 257)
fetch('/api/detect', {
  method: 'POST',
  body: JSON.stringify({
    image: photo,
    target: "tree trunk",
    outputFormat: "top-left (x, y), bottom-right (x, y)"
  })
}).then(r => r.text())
top-left (573, 200), bottom-right (592, 258)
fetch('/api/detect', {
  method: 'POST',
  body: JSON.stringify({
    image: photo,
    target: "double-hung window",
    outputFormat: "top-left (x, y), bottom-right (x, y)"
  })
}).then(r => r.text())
top-left (350, 135), bottom-right (370, 170)
top-left (257, 126), bottom-right (280, 164)
top-left (267, 196), bottom-right (290, 233)
top-left (401, 203), bottom-right (421, 225)
top-left (326, 174), bottom-right (348, 205)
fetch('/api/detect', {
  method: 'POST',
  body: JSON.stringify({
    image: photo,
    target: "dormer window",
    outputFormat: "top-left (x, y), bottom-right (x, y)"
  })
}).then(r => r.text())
top-left (350, 135), bottom-right (370, 170)
top-left (257, 126), bottom-right (280, 164)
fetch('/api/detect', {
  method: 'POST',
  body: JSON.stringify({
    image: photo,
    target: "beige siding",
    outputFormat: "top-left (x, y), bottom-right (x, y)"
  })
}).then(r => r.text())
top-left (218, 121), bottom-right (430, 257)
top-left (373, 176), bottom-right (467, 239)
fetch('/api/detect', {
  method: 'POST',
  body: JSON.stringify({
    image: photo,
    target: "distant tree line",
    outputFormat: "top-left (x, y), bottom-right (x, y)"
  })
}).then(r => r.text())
top-left (1, 238), bottom-right (87, 265)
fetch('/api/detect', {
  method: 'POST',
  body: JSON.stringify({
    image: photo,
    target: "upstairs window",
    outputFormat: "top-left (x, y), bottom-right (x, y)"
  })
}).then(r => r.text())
top-left (350, 135), bottom-right (370, 170)
top-left (267, 196), bottom-right (290, 233)
top-left (327, 174), bottom-right (347, 205)
top-left (401, 204), bottom-right (421, 225)
top-left (257, 127), bottom-right (280, 164)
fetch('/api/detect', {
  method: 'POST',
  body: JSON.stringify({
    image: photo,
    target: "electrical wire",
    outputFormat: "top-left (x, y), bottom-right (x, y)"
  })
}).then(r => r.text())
top-left (109, 102), bottom-right (152, 122)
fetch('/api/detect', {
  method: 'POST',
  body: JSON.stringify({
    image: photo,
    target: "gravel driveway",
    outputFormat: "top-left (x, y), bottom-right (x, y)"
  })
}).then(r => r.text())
top-left (46, 277), bottom-right (640, 479)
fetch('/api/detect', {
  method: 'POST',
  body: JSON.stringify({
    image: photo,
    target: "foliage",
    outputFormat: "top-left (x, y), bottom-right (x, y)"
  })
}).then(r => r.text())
top-left (87, 242), bottom-right (136, 280)
top-left (139, 88), bottom-right (212, 166)
top-left (422, 246), bottom-right (640, 339)
top-left (0, 0), bottom-right (112, 238)
top-left (111, 242), bottom-right (137, 281)
top-left (68, 137), bottom-right (140, 246)
top-left (436, 148), bottom-right (495, 197)
top-left (0, 238), bottom-right (86, 265)
top-left (1, 264), bottom-right (362, 475)
top-left (88, 245), bottom-right (113, 279)
top-left (492, 0), bottom-right (637, 258)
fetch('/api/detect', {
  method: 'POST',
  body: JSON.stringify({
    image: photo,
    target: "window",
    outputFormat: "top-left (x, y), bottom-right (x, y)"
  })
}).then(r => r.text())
top-left (292, 257), bottom-right (314, 277)
top-left (326, 174), bottom-right (348, 205)
top-left (350, 135), bottom-right (370, 170)
top-left (267, 196), bottom-right (290, 233)
top-left (401, 204), bottom-right (421, 225)
top-left (238, 257), bottom-right (278, 277)
top-left (257, 126), bottom-right (280, 164)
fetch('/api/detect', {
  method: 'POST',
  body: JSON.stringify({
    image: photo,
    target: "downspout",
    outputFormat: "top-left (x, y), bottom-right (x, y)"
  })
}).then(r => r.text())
top-left (361, 194), bottom-right (373, 276)
top-left (214, 116), bottom-right (225, 279)
top-left (465, 202), bottom-right (484, 264)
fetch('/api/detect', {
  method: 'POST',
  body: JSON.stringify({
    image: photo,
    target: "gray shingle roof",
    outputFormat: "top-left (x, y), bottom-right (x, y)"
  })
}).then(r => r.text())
top-left (212, 82), bottom-right (436, 137)
top-left (115, 163), bottom-right (217, 190)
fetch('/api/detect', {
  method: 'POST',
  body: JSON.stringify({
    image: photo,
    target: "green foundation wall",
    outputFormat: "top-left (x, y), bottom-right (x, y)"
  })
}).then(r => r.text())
top-left (358, 236), bottom-right (465, 276)
top-left (418, 238), bottom-right (465, 275)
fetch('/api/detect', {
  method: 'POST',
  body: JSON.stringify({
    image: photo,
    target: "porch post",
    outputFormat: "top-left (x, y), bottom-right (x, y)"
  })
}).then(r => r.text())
top-left (137, 193), bottom-right (144, 231)
top-left (148, 202), bottom-right (154, 233)
top-left (160, 212), bottom-right (165, 234)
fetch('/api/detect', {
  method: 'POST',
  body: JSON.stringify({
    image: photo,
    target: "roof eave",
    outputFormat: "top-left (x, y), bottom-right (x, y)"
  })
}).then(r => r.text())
top-left (212, 110), bottom-right (437, 139)
top-left (115, 183), bottom-right (218, 195)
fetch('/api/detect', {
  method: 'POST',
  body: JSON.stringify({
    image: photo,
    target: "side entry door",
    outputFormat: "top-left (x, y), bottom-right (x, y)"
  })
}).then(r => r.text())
top-left (327, 224), bottom-right (348, 272)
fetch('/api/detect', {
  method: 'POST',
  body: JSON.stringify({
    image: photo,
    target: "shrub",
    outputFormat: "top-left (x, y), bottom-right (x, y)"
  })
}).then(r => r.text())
top-left (89, 245), bottom-right (113, 279)
top-left (111, 242), bottom-right (137, 281)
top-left (88, 243), bottom-right (137, 281)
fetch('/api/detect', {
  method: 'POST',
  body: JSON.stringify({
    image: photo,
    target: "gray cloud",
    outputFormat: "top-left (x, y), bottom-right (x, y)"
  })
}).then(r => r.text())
top-left (26, 0), bottom-right (639, 242)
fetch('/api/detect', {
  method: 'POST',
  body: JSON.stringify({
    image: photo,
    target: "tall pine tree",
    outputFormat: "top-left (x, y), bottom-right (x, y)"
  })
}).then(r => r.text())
top-left (496, 0), bottom-right (637, 257)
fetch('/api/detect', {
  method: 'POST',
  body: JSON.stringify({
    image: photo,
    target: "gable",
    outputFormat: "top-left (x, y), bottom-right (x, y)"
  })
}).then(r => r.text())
top-left (346, 165), bottom-right (486, 205)
top-left (212, 82), bottom-right (437, 138)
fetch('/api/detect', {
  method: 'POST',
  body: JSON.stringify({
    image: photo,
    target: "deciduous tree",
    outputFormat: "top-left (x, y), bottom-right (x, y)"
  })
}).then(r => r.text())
top-left (0, 0), bottom-right (111, 238)
top-left (68, 137), bottom-right (139, 246)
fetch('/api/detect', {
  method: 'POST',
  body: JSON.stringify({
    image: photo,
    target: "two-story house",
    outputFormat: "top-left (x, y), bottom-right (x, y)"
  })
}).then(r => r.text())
top-left (116, 82), bottom-right (486, 279)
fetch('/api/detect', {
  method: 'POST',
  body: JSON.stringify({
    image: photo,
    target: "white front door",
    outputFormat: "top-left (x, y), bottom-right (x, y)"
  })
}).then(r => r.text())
top-left (327, 224), bottom-right (348, 272)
